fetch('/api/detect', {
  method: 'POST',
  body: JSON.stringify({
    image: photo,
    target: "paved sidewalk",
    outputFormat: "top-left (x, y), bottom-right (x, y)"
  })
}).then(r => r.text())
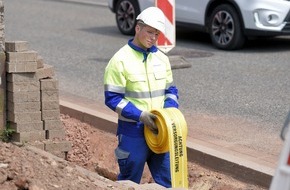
top-left (59, 92), bottom-right (276, 188)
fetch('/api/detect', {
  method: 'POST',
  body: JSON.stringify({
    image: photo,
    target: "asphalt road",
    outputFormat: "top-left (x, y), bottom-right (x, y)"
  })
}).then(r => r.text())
top-left (4, 0), bottom-right (290, 165)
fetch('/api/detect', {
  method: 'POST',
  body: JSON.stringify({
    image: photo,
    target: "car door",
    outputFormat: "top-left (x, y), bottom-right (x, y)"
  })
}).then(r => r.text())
top-left (175, 0), bottom-right (210, 25)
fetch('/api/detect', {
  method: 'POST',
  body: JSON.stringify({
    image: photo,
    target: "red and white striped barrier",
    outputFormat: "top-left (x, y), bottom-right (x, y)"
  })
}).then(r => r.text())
top-left (155, 0), bottom-right (175, 53)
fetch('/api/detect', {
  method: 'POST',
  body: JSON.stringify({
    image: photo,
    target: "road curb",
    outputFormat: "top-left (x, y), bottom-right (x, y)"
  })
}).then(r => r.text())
top-left (59, 97), bottom-right (273, 188)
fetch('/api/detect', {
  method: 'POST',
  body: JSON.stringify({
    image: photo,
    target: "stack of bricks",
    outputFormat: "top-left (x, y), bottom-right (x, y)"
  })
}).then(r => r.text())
top-left (5, 41), bottom-right (71, 159)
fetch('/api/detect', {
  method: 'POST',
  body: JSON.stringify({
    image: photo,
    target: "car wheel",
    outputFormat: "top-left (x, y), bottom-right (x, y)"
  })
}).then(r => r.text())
top-left (115, 0), bottom-right (140, 35)
top-left (209, 4), bottom-right (245, 50)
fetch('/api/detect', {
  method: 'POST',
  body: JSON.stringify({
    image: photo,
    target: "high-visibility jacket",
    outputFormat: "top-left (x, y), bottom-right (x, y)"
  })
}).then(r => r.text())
top-left (104, 39), bottom-right (179, 137)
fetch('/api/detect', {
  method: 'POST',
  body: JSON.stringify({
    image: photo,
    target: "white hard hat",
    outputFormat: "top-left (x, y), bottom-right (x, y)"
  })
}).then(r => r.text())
top-left (136, 7), bottom-right (165, 34)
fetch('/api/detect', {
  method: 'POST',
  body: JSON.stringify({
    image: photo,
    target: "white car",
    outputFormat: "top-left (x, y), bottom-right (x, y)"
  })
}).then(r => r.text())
top-left (108, 0), bottom-right (290, 50)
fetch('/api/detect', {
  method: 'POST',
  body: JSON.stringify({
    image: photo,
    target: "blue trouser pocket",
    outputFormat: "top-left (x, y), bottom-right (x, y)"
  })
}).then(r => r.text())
top-left (115, 147), bottom-right (130, 178)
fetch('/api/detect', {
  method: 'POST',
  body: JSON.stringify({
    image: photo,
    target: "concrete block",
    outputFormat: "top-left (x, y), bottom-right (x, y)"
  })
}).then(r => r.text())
top-left (7, 91), bottom-right (40, 103)
top-left (40, 78), bottom-right (58, 90)
top-left (36, 64), bottom-right (55, 79)
top-left (45, 128), bottom-right (65, 140)
top-left (6, 61), bottom-right (38, 73)
top-left (27, 141), bottom-right (45, 150)
top-left (6, 50), bottom-right (37, 62)
top-left (41, 109), bottom-right (60, 120)
top-left (43, 120), bottom-right (62, 130)
top-left (44, 140), bottom-right (72, 152)
top-left (41, 100), bottom-right (59, 110)
top-left (7, 81), bottom-right (40, 92)
top-left (5, 41), bottom-right (28, 52)
top-left (10, 121), bottom-right (43, 132)
top-left (7, 111), bottom-right (41, 123)
top-left (7, 101), bottom-right (40, 112)
top-left (37, 55), bottom-right (44, 69)
top-left (41, 90), bottom-right (59, 101)
top-left (59, 100), bottom-right (117, 135)
top-left (7, 73), bottom-right (37, 82)
top-left (12, 131), bottom-right (46, 142)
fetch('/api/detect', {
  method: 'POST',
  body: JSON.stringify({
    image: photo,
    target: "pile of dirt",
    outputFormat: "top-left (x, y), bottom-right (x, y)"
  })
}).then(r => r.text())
top-left (62, 114), bottom-right (266, 190)
top-left (0, 141), bottom-right (107, 190)
top-left (0, 114), bottom-right (267, 190)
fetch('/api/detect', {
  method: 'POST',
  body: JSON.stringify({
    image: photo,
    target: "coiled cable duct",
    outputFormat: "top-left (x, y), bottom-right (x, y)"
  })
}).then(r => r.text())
top-left (144, 108), bottom-right (188, 188)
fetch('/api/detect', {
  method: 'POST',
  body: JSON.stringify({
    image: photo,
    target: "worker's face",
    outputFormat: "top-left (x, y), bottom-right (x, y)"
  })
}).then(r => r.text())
top-left (135, 24), bottom-right (161, 49)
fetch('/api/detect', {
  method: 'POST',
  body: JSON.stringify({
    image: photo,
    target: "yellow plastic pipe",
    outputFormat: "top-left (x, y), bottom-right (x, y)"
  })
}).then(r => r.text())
top-left (144, 108), bottom-right (188, 188)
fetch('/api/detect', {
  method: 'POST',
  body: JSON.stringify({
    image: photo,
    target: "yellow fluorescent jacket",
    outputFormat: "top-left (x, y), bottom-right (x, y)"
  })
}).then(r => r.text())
top-left (104, 43), bottom-right (177, 123)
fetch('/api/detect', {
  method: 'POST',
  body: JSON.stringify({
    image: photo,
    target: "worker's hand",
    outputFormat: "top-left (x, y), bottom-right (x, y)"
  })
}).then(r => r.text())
top-left (140, 111), bottom-right (158, 134)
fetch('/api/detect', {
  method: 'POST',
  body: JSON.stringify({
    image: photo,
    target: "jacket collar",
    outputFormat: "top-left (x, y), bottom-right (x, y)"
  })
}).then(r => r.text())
top-left (128, 39), bottom-right (157, 62)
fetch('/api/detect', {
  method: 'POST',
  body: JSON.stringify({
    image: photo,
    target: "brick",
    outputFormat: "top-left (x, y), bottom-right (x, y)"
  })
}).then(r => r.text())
top-left (7, 111), bottom-right (41, 123)
top-left (41, 109), bottom-right (60, 120)
top-left (41, 90), bottom-right (59, 101)
top-left (6, 50), bottom-right (38, 62)
top-left (5, 41), bottom-right (29, 52)
top-left (37, 55), bottom-right (44, 69)
top-left (46, 129), bottom-right (65, 140)
top-left (28, 141), bottom-right (45, 150)
top-left (10, 121), bottom-right (43, 132)
top-left (12, 131), bottom-right (46, 142)
top-left (43, 120), bottom-right (62, 130)
top-left (7, 101), bottom-right (40, 112)
top-left (41, 100), bottom-right (59, 110)
top-left (7, 81), bottom-right (40, 92)
top-left (36, 64), bottom-right (55, 79)
top-left (44, 140), bottom-right (72, 152)
top-left (7, 73), bottom-right (37, 82)
top-left (7, 91), bottom-right (40, 103)
top-left (6, 61), bottom-right (37, 73)
top-left (40, 78), bottom-right (58, 90)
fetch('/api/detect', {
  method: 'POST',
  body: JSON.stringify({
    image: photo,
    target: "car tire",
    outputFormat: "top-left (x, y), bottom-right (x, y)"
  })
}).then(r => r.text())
top-left (115, 0), bottom-right (140, 35)
top-left (209, 4), bottom-right (245, 50)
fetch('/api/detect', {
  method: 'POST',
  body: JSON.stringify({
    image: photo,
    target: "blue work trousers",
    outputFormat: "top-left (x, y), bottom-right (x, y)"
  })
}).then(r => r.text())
top-left (115, 134), bottom-right (171, 188)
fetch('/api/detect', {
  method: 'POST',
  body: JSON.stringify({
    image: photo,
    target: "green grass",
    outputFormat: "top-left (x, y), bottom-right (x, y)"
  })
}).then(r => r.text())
top-left (0, 123), bottom-right (15, 142)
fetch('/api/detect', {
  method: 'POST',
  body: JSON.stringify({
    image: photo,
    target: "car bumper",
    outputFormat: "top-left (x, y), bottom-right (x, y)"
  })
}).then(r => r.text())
top-left (240, 0), bottom-right (290, 34)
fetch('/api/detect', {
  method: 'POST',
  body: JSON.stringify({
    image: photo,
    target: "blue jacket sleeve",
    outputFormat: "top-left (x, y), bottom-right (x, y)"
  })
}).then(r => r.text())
top-left (104, 91), bottom-right (142, 121)
top-left (163, 86), bottom-right (179, 108)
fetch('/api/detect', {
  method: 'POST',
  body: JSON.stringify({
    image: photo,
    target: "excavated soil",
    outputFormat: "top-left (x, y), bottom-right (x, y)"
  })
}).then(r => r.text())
top-left (0, 114), bottom-right (267, 190)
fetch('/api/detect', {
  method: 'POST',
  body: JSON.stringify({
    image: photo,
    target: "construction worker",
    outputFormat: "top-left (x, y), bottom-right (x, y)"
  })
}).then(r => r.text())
top-left (103, 7), bottom-right (179, 188)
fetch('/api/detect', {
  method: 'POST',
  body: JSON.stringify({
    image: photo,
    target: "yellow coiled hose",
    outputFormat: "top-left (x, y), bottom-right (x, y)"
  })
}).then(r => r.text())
top-left (144, 108), bottom-right (188, 188)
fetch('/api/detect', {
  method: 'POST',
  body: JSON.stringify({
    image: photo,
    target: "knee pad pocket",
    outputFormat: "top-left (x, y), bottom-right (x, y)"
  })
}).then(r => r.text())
top-left (115, 147), bottom-right (130, 175)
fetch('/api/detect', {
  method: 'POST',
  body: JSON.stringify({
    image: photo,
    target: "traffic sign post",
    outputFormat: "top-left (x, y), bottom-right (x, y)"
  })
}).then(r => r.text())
top-left (155, 0), bottom-right (175, 53)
